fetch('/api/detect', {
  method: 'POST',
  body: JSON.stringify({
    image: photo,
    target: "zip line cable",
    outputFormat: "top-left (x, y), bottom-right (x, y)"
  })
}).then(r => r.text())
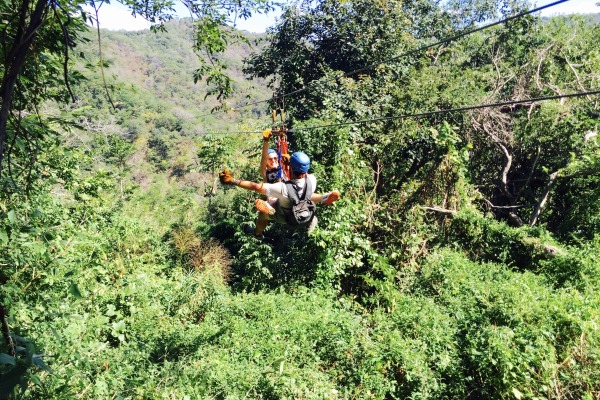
top-left (294, 90), bottom-right (600, 131)
top-left (203, 129), bottom-right (262, 135)
top-left (298, 0), bottom-right (571, 90)
top-left (198, 0), bottom-right (570, 118)
top-left (204, 90), bottom-right (600, 135)
top-left (197, 97), bottom-right (269, 118)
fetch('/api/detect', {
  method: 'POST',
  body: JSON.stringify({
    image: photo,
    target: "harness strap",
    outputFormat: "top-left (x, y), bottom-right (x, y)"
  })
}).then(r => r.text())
top-left (266, 168), bottom-right (280, 184)
top-left (276, 132), bottom-right (290, 180)
top-left (285, 177), bottom-right (313, 205)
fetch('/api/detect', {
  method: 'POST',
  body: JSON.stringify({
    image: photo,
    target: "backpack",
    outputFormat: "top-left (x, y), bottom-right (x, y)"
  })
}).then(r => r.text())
top-left (283, 177), bottom-right (316, 227)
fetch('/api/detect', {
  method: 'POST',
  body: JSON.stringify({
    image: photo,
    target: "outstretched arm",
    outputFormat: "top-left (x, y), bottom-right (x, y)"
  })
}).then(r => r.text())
top-left (220, 169), bottom-right (267, 195)
top-left (311, 190), bottom-right (341, 205)
top-left (235, 179), bottom-right (267, 195)
top-left (311, 193), bottom-right (325, 202)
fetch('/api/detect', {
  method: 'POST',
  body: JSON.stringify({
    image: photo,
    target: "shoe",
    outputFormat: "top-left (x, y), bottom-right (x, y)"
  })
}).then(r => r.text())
top-left (242, 223), bottom-right (264, 240)
top-left (321, 190), bottom-right (340, 206)
top-left (255, 199), bottom-right (276, 215)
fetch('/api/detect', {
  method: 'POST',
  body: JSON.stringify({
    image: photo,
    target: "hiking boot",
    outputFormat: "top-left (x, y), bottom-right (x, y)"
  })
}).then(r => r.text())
top-left (255, 198), bottom-right (276, 215)
top-left (242, 223), bottom-right (264, 240)
top-left (321, 190), bottom-right (340, 206)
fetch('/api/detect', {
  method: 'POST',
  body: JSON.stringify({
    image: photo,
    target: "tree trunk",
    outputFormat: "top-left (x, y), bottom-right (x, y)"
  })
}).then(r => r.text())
top-left (0, 0), bottom-right (47, 174)
top-left (0, 304), bottom-right (15, 356)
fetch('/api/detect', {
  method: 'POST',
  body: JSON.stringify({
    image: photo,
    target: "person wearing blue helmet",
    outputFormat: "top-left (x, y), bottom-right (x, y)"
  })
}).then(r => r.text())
top-left (264, 148), bottom-right (280, 182)
top-left (260, 129), bottom-right (287, 184)
top-left (289, 151), bottom-right (310, 173)
top-left (219, 150), bottom-right (340, 239)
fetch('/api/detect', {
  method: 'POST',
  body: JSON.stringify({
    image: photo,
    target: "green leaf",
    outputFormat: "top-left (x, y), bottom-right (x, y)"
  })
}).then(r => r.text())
top-left (30, 243), bottom-right (46, 256)
top-left (14, 136), bottom-right (25, 152)
top-left (32, 355), bottom-right (52, 373)
top-left (0, 229), bottom-right (7, 244)
top-left (29, 373), bottom-right (42, 387)
top-left (0, 353), bottom-right (16, 366)
top-left (7, 210), bottom-right (16, 224)
top-left (10, 334), bottom-right (28, 344)
top-left (68, 283), bottom-right (83, 299)
top-left (512, 388), bottom-right (523, 399)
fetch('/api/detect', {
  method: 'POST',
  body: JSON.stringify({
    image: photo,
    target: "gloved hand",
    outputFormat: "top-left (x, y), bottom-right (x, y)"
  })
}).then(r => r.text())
top-left (262, 129), bottom-right (272, 140)
top-left (219, 169), bottom-right (235, 185)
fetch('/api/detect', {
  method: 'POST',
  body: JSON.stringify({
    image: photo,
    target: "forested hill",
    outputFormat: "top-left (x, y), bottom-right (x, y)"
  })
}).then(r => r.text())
top-left (57, 19), bottom-right (272, 186)
top-left (2, 2), bottom-right (600, 399)
top-left (74, 19), bottom-right (270, 133)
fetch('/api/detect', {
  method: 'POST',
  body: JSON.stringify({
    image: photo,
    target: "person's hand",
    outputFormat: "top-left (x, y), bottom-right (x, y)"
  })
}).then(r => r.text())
top-left (262, 129), bottom-right (272, 140)
top-left (281, 153), bottom-right (290, 163)
top-left (219, 169), bottom-right (235, 185)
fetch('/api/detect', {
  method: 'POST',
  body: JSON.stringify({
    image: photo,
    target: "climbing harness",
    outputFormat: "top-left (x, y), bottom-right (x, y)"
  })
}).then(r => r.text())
top-left (271, 96), bottom-right (291, 181)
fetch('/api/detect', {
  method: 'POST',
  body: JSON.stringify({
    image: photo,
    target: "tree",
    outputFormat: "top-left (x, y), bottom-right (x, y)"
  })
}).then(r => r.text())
top-left (244, 0), bottom-right (426, 120)
top-left (196, 134), bottom-right (235, 196)
top-left (0, 0), bottom-right (279, 393)
top-left (0, 0), bottom-right (278, 188)
top-left (244, 0), bottom-right (599, 233)
top-left (104, 133), bottom-right (134, 197)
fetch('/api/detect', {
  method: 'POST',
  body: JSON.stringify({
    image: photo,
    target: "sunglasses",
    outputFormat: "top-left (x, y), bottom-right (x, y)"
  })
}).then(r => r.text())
top-left (268, 156), bottom-right (278, 161)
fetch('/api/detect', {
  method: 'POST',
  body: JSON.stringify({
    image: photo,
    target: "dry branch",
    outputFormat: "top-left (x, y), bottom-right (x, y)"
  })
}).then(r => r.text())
top-left (529, 171), bottom-right (558, 227)
top-left (421, 206), bottom-right (457, 216)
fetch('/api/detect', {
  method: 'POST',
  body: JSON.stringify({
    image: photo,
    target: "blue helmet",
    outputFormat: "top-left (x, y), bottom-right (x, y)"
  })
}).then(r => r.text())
top-left (267, 148), bottom-right (277, 155)
top-left (290, 152), bottom-right (310, 174)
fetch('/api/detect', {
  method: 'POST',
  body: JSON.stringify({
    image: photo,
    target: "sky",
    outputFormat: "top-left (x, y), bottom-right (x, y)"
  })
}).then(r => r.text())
top-left (85, 2), bottom-right (284, 32)
top-left (86, 0), bottom-right (599, 32)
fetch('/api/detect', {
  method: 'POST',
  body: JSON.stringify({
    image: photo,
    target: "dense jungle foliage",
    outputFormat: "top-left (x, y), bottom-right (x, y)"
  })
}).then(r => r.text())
top-left (1, 0), bottom-right (600, 398)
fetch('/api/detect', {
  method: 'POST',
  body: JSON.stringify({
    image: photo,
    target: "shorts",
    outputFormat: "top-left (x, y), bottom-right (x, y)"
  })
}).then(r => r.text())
top-left (265, 198), bottom-right (287, 224)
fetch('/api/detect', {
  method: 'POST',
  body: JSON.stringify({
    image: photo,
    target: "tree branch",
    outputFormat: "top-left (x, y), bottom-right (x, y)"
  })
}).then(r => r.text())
top-left (89, 0), bottom-right (116, 111)
top-left (480, 198), bottom-right (525, 209)
top-left (563, 52), bottom-right (591, 101)
top-left (52, 2), bottom-right (75, 102)
top-left (494, 141), bottom-right (512, 196)
top-left (0, 304), bottom-right (15, 356)
top-left (421, 206), bottom-right (457, 216)
top-left (529, 171), bottom-right (558, 227)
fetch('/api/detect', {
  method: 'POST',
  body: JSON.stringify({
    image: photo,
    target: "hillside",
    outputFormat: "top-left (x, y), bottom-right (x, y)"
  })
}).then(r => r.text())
top-left (73, 18), bottom-right (271, 134)
top-left (2, 4), bottom-right (600, 399)
top-left (55, 19), bottom-right (272, 190)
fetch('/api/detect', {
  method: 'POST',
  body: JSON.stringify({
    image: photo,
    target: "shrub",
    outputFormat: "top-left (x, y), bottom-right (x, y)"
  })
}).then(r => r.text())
top-left (170, 225), bottom-right (232, 282)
